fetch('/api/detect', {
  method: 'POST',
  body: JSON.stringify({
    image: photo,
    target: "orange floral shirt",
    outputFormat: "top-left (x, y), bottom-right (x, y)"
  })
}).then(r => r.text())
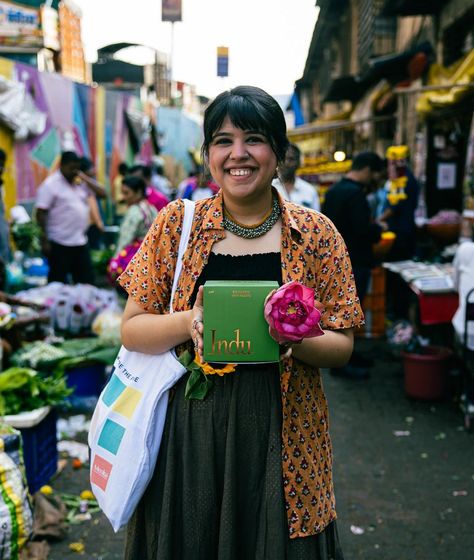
top-left (118, 189), bottom-right (364, 538)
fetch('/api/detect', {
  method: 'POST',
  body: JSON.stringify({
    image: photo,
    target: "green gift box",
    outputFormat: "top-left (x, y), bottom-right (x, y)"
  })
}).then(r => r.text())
top-left (203, 280), bottom-right (280, 363)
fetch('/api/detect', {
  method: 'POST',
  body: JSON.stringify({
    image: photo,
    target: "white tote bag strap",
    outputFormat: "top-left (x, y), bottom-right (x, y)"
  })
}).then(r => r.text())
top-left (170, 199), bottom-right (195, 313)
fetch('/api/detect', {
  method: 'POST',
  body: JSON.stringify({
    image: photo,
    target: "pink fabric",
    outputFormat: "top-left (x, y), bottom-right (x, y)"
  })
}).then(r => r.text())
top-left (146, 187), bottom-right (169, 212)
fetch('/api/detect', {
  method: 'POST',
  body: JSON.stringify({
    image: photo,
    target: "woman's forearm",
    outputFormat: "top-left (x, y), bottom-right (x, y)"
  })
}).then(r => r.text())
top-left (291, 328), bottom-right (354, 368)
top-left (121, 309), bottom-right (193, 354)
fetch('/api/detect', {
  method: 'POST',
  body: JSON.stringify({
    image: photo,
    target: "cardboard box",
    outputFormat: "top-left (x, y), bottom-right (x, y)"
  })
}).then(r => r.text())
top-left (203, 281), bottom-right (280, 363)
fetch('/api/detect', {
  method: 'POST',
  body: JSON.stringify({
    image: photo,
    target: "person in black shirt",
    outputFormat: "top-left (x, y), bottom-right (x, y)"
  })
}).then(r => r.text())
top-left (323, 151), bottom-right (384, 377)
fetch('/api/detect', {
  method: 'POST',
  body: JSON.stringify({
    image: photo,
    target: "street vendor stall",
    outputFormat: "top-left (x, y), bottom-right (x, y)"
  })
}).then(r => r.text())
top-left (383, 260), bottom-right (458, 326)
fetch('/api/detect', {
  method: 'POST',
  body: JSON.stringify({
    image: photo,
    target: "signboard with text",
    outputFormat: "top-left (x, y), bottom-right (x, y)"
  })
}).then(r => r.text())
top-left (217, 46), bottom-right (228, 77)
top-left (162, 0), bottom-right (182, 22)
top-left (0, 0), bottom-right (42, 47)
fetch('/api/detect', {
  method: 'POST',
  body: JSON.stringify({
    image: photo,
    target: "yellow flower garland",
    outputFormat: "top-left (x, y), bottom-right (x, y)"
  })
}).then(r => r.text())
top-left (386, 145), bottom-right (409, 206)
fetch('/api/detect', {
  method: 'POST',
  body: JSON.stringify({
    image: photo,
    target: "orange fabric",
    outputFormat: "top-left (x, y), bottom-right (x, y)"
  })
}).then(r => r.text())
top-left (118, 189), bottom-right (364, 538)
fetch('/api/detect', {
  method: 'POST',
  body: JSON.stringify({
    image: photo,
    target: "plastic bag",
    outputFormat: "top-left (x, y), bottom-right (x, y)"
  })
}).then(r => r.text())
top-left (0, 77), bottom-right (46, 140)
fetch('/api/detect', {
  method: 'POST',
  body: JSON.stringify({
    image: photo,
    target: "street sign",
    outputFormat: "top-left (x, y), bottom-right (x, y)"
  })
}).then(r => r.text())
top-left (162, 0), bottom-right (182, 22)
top-left (217, 46), bottom-right (228, 77)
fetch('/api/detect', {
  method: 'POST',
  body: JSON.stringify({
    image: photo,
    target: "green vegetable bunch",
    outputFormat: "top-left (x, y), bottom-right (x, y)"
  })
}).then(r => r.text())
top-left (0, 368), bottom-right (73, 416)
top-left (11, 221), bottom-right (42, 255)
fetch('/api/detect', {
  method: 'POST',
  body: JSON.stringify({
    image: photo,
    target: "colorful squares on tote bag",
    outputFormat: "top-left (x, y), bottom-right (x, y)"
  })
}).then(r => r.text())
top-left (102, 373), bottom-right (126, 407)
top-left (98, 419), bottom-right (126, 456)
top-left (91, 454), bottom-right (113, 491)
top-left (111, 387), bottom-right (142, 420)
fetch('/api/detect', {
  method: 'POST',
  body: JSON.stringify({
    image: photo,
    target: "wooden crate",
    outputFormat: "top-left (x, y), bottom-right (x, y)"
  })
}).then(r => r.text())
top-left (356, 267), bottom-right (386, 338)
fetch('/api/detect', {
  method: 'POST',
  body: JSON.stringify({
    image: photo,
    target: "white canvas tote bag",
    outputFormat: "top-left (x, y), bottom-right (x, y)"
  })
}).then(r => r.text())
top-left (88, 199), bottom-right (195, 532)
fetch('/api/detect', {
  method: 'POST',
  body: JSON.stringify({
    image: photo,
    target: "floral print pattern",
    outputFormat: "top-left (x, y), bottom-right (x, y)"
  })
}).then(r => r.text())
top-left (118, 189), bottom-right (364, 538)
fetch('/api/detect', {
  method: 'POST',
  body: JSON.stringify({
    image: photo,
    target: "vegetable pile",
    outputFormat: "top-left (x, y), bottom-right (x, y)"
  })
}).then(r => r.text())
top-left (0, 368), bottom-right (72, 415)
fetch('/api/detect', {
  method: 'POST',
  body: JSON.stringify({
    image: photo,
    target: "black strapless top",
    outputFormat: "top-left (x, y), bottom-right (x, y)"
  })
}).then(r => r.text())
top-left (190, 252), bottom-right (282, 306)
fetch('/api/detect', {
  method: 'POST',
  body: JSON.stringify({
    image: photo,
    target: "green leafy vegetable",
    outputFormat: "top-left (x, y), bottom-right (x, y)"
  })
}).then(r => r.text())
top-left (0, 367), bottom-right (73, 415)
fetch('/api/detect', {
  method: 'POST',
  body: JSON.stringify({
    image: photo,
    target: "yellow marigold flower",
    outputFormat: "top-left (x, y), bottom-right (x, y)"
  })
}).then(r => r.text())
top-left (69, 542), bottom-right (85, 553)
top-left (80, 490), bottom-right (95, 500)
top-left (386, 145), bottom-right (408, 159)
top-left (391, 176), bottom-right (408, 188)
top-left (194, 354), bottom-right (236, 377)
top-left (39, 485), bottom-right (53, 495)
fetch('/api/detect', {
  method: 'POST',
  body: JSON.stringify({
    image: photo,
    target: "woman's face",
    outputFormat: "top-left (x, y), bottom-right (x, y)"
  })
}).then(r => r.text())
top-left (207, 116), bottom-right (277, 201)
top-left (121, 184), bottom-right (142, 207)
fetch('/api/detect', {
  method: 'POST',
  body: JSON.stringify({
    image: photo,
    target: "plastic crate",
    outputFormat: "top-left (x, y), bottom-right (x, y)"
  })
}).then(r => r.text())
top-left (357, 267), bottom-right (386, 338)
top-left (66, 364), bottom-right (107, 397)
top-left (4, 407), bottom-right (58, 494)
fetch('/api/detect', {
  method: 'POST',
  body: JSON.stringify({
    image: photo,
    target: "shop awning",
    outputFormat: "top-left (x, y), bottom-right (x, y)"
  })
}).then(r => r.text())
top-left (350, 80), bottom-right (391, 121)
top-left (416, 49), bottom-right (474, 114)
top-left (288, 114), bottom-right (394, 142)
top-left (323, 76), bottom-right (366, 103)
top-left (363, 41), bottom-right (434, 84)
top-left (381, 0), bottom-right (443, 16)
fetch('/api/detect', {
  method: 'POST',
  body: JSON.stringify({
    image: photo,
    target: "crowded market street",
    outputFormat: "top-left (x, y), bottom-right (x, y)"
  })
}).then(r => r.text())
top-left (1, 1), bottom-right (473, 559)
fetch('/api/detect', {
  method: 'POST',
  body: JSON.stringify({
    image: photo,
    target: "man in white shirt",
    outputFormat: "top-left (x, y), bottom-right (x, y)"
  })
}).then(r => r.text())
top-left (36, 151), bottom-right (106, 284)
top-left (272, 143), bottom-right (320, 211)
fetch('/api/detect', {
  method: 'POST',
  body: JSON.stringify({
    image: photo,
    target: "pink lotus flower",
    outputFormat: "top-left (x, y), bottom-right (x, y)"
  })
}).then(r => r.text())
top-left (264, 281), bottom-right (324, 344)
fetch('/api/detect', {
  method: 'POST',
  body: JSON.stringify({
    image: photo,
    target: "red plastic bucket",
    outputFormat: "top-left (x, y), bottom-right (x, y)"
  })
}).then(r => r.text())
top-left (402, 346), bottom-right (452, 400)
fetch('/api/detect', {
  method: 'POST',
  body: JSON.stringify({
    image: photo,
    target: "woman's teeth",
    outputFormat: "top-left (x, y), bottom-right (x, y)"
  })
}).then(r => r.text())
top-left (229, 169), bottom-right (252, 176)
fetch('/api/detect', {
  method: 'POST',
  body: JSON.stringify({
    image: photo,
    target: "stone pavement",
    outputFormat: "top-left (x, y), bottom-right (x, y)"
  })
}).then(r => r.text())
top-left (48, 338), bottom-right (473, 559)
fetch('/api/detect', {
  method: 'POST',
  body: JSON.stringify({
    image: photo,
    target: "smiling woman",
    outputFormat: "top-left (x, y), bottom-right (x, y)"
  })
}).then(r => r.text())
top-left (119, 85), bottom-right (362, 560)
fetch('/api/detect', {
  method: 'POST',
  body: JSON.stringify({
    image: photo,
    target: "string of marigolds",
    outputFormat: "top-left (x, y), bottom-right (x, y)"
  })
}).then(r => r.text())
top-left (386, 145), bottom-right (409, 205)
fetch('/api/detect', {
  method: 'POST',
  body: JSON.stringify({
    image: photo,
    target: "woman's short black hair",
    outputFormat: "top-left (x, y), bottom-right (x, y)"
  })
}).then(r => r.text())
top-left (202, 86), bottom-right (289, 164)
top-left (122, 175), bottom-right (146, 197)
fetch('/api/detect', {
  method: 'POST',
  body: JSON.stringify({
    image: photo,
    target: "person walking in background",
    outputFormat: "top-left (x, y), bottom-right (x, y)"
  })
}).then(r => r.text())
top-left (151, 158), bottom-right (174, 199)
top-left (272, 143), bottom-right (320, 210)
top-left (0, 149), bottom-right (11, 264)
top-left (323, 151), bottom-right (384, 378)
top-left (452, 233), bottom-right (474, 351)
top-left (113, 162), bottom-right (129, 222)
top-left (179, 164), bottom-right (220, 201)
top-left (107, 175), bottom-right (158, 287)
top-left (130, 164), bottom-right (169, 212)
top-left (35, 151), bottom-right (105, 284)
top-left (119, 85), bottom-right (363, 559)
top-left (451, 224), bottom-right (474, 414)
top-left (113, 175), bottom-right (157, 257)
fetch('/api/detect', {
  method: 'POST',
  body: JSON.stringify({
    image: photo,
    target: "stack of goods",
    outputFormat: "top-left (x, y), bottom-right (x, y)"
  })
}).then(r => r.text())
top-left (426, 210), bottom-right (461, 245)
top-left (0, 366), bottom-right (72, 416)
top-left (11, 338), bottom-right (121, 379)
top-left (15, 283), bottom-right (119, 335)
top-left (0, 424), bottom-right (33, 558)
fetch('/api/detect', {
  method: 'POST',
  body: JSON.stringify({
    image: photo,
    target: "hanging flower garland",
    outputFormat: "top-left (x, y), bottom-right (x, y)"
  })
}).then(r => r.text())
top-left (386, 145), bottom-right (409, 205)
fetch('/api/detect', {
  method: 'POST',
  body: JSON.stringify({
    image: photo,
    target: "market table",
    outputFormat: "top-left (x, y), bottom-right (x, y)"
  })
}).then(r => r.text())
top-left (383, 260), bottom-right (458, 326)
